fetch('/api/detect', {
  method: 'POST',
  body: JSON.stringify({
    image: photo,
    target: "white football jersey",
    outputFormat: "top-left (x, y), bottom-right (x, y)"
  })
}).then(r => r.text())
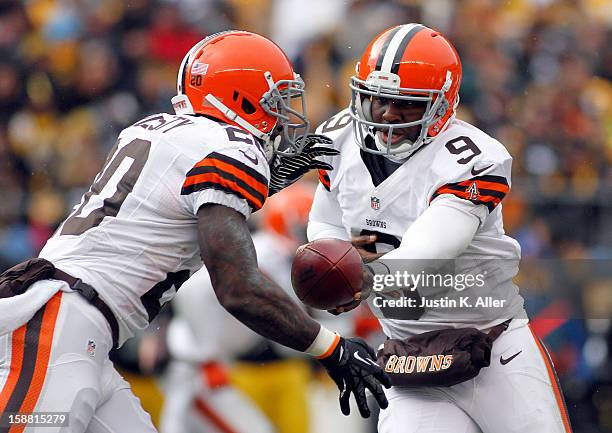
top-left (310, 109), bottom-right (526, 339)
top-left (40, 113), bottom-right (270, 345)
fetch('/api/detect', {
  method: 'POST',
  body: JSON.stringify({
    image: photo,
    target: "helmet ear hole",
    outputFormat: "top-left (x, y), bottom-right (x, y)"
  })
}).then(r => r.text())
top-left (232, 90), bottom-right (257, 115)
top-left (241, 97), bottom-right (256, 114)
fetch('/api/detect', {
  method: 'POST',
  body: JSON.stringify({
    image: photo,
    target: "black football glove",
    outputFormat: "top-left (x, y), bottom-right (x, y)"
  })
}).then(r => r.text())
top-left (268, 134), bottom-right (338, 195)
top-left (319, 337), bottom-right (392, 418)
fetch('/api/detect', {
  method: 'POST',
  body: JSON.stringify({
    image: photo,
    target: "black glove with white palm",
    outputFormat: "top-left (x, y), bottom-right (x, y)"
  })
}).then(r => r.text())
top-left (319, 336), bottom-right (392, 418)
top-left (268, 134), bottom-right (338, 195)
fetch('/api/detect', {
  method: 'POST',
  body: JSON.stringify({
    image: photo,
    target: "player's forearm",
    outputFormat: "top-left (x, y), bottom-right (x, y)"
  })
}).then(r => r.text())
top-left (198, 204), bottom-right (323, 352)
top-left (216, 269), bottom-right (321, 351)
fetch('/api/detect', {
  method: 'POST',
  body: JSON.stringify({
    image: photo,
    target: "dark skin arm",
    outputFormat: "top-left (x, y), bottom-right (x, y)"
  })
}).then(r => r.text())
top-left (197, 203), bottom-right (319, 351)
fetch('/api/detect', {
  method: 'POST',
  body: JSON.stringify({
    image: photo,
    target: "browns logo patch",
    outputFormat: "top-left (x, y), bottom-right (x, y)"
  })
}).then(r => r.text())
top-left (384, 354), bottom-right (453, 374)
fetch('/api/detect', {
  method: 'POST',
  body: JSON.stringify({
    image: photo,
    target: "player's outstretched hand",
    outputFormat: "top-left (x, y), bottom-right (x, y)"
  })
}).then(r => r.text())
top-left (268, 134), bottom-right (338, 195)
top-left (319, 337), bottom-right (392, 418)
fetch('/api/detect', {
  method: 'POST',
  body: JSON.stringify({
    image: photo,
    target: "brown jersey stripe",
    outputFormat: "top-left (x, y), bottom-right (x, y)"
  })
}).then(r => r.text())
top-left (430, 174), bottom-right (510, 212)
top-left (431, 191), bottom-right (502, 210)
top-left (446, 179), bottom-right (510, 193)
top-left (430, 188), bottom-right (502, 212)
top-left (390, 24), bottom-right (426, 74)
top-left (183, 175), bottom-right (264, 211)
top-left (0, 327), bottom-right (26, 416)
top-left (1, 303), bottom-right (47, 423)
top-left (472, 198), bottom-right (499, 212)
top-left (475, 188), bottom-right (507, 200)
top-left (470, 174), bottom-right (509, 184)
top-left (182, 174), bottom-right (264, 210)
top-left (318, 169), bottom-right (331, 191)
top-left (441, 184), bottom-right (507, 200)
top-left (17, 292), bottom-right (62, 421)
top-left (186, 156), bottom-right (267, 198)
top-left (185, 165), bottom-right (267, 204)
top-left (471, 180), bottom-right (509, 194)
top-left (198, 152), bottom-right (268, 186)
top-left (432, 186), bottom-right (506, 201)
top-left (469, 174), bottom-right (509, 185)
top-left (529, 326), bottom-right (573, 433)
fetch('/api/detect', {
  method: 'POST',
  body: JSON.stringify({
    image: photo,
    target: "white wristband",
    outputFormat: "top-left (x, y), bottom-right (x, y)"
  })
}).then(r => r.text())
top-left (305, 326), bottom-right (340, 359)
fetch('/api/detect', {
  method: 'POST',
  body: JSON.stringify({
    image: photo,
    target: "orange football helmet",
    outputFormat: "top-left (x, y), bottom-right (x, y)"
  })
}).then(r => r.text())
top-left (349, 24), bottom-right (462, 158)
top-left (171, 31), bottom-right (310, 157)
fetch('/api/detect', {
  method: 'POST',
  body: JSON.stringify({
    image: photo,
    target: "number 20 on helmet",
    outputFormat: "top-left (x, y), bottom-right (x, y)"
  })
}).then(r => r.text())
top-left (349, 24), bottom-right (462, 158)
top-left (171, 31), bottom-right (310, 158)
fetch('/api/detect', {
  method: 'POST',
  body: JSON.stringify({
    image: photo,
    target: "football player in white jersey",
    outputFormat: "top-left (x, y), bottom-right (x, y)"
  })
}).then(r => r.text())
top-left (159, 185), bottom-right (317, 433)
top-left (307, 24), bottom-right (572, 433)
top-left (0, 31), bottom-right (390, 433)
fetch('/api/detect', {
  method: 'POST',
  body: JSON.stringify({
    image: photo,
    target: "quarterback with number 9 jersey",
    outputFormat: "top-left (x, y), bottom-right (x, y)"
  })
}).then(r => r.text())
top-left (0, 31), bottom-right (390, 433)
top-left (308, 24), bottom-right (572, 433)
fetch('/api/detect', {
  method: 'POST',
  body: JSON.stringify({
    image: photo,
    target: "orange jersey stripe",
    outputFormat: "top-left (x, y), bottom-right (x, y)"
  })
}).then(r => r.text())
top-left (184, 172), bottom-right (264, 210)
top-left (436, 187), bottom-right (503, 202)
top-left (472, 180), bottom-right (509, 193)
top-left (454, 180), bottom-right (509, 193)
top-left (435, 187), bottom-right (502, 203)
top-left (15, 292), bottom-right (62, 428)
top-left (529, 326), bottom-right (573, 433)
top-left (193, 158), bottom-right (267, 197)
top-left (0, 326), bottom-right (26, 414)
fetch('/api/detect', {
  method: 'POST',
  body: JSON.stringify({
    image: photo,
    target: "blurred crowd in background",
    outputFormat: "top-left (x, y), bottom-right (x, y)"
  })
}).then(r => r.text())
top-left (0, 0), bottom-right (611, 432)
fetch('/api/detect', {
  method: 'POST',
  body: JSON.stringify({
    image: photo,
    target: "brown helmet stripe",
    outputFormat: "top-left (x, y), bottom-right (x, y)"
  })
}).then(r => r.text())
top-left (390, 24), bottom-right (425, 74)
top-left (375, 26), bottom-right (401, 71)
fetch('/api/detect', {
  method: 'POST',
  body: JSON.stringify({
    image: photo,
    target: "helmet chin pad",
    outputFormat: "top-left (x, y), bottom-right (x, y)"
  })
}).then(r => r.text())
top-left (359, 96), bottom-right (373, 122)
top-left (372, 133), bottom-right (414, 162)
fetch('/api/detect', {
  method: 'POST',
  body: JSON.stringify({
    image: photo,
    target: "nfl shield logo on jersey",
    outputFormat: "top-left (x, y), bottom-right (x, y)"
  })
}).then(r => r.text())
top-left (371, 196), bottom-right (381, 210)
top-left (87, 340), bottom-right (96, 357)
top-left (466, 182), bottom-right (479, 201)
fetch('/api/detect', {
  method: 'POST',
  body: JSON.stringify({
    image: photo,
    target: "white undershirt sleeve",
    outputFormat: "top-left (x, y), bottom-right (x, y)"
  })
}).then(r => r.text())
top-left (374, 196), bottom-right (481, 291)
top-left (307, 183), bottom-right (349, 241)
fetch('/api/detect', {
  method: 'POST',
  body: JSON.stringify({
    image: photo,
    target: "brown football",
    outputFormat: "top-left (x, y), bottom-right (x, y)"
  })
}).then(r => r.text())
top-left (291, 238), bottom-right (363, 310)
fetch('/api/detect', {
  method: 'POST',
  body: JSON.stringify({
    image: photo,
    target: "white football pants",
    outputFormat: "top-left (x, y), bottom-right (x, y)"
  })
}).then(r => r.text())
top-left (378, 320), bottom-right (572, 433)
top-left (0, 289), bottom-right (156, 433)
